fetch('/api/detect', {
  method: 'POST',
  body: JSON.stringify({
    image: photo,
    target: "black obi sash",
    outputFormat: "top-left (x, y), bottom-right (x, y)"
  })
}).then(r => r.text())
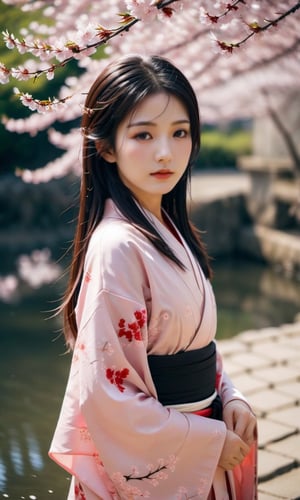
top-left (147, 341), bottom-right (217, 406)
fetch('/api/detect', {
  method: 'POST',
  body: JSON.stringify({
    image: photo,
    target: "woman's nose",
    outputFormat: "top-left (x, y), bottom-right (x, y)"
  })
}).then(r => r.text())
top-left (155, 138), bottom-right (172, 163)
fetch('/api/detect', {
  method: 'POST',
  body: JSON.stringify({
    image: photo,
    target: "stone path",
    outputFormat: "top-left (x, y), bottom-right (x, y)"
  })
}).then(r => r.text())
top-left (191, 170), bottom-right (251, 202)
top-left (218, 318), bottom-right (300, 499)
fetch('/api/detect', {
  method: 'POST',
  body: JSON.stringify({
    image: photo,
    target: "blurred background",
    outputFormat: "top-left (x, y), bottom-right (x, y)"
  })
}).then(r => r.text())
top-left (1, 2), bottom-right (300, 498)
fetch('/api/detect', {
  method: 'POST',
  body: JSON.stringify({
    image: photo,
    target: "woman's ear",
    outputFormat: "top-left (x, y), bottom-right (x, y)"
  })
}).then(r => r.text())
top-left (95, 140), bottom-right (117, 163)
top-left (101, 148), bottom-right (117, 164)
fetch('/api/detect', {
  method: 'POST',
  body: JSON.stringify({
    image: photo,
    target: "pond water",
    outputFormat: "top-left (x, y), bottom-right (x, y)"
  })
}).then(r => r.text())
top-left (1, 255), bottom-right (300, 499)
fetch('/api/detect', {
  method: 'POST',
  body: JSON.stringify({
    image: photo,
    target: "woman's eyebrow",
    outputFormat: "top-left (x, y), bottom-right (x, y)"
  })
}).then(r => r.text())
top-left (127, 119), bottom-right (190, 128)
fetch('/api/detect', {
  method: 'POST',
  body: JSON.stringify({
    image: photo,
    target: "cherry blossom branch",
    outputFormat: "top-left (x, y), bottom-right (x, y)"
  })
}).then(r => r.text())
top-left (213, 2), bottom-right (300, 53)
top-left (198, 38), bottom-right (300, 93)
top-left (156, 0), bottom-right (179, 6)
top-left (0, 1), bottom-right (179, 86)
top-left (238, 2), bottom-right (300, 45)
top-left (124, 464), bottom-right (167, 482)
top-left (156, 0), bottom-right (180, 9)
top-left (12, 87), bottom-right (73, 113)
top-left (1, 2), bottom-right (182, 83)
top-left (1, 15), bottom-right (139, 82)
top-left (204, 0), bottom-right (245, 24)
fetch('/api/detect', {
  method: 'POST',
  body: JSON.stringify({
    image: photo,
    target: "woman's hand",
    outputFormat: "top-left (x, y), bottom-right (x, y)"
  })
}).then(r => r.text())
top-left (218, 429), bottom-right (250, 470)
top-left (223, 399), bottom-right (257, 447)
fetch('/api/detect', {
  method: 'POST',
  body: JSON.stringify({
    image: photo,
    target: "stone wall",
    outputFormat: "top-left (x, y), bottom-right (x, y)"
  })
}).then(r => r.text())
top-left (190, 194), bottom-right (250, 257)
top-left (0, 174), bottom-right (78, 257)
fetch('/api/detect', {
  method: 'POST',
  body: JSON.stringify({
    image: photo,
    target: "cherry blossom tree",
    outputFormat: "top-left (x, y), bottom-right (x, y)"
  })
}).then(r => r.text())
top-left (1, 0), bottom-right (300, 182)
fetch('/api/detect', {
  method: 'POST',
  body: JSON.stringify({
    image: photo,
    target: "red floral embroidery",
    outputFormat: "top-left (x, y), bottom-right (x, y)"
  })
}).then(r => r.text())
top-left (106, 367), bottom-right (129, 392)
top-left (118, 309), bottom-right (146, 342)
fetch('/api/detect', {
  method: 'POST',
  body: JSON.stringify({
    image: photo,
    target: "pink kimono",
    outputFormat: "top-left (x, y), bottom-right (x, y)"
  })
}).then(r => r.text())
top-left (49, 199), bottom-right (257, 499)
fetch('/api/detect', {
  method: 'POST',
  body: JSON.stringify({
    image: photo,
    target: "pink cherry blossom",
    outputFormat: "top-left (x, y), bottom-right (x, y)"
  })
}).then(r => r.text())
top-left (0, 275), bottom-right (18, 302)
top-left (11, 66), bottom-right (31, 81)
top-left (17, 249), bottom-right (62, 288)
top-left (125, 0), bottom-right (158, 21)
top-left (46, 67), bottom-right (55, 80)
top-left (2, 29), bottom-right (18, 49)
top-left (0, 62), bottom-right (10, 83)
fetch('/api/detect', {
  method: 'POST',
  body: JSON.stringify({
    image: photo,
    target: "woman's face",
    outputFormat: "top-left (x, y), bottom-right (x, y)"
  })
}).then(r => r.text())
top-left (103, 92), bottom-right (192, 217)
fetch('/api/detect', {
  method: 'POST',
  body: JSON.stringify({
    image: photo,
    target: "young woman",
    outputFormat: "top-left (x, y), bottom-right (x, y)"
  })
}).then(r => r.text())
top-left (49, 54), bottom-right (257, 499)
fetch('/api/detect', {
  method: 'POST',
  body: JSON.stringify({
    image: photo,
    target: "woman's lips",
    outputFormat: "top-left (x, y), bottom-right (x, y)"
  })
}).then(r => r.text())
top-left (150, 170), bottom-right (173, 179)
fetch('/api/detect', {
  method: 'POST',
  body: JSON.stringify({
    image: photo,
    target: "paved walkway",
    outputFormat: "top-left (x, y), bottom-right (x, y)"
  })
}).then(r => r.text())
top-left (218, 318), bottom-right (300, 499)
top-left (191, 170), bottom-right (251, 202)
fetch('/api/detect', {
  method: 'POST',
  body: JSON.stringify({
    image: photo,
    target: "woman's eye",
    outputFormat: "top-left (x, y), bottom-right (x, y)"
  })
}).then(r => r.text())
top-left (134, 132), bottom-right (151, 140)
top-left (174, 129), bottom-right (189, 138)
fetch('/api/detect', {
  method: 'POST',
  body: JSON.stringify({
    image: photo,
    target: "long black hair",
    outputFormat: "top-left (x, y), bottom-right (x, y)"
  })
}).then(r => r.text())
top-left (63, 54), bottom-right (212, 345)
